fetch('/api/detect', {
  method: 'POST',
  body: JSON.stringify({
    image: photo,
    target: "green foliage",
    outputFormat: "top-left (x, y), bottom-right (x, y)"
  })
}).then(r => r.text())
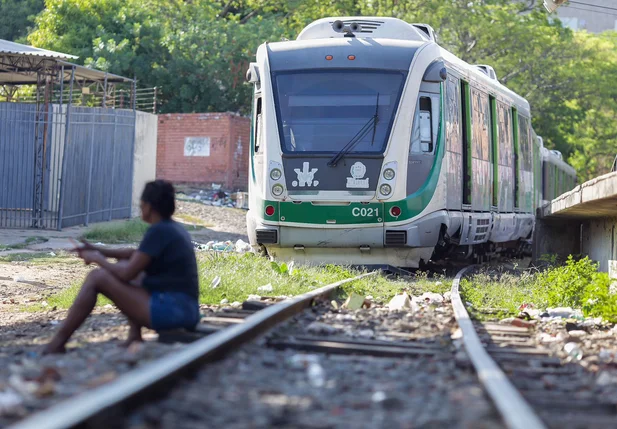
top-left (82, 218), bottom-right (149, 243)
top-left (24, 0), bottom-right (617, 176)
top-left (0, 0), bottom-right (44, 41)
top-left (462, 256), bottom-right (617, 322)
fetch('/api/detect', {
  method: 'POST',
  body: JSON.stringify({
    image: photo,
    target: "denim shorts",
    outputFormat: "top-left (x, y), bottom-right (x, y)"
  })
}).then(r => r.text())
top-left (150, 292), bottom-right (200, 331)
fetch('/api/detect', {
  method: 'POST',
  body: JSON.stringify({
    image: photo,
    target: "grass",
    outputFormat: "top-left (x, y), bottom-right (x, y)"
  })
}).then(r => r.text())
top-left (82, 218), bottom-right (205, 244)
top-left (174, 213), bottom-right (213, 228)
top-left (0, 236), bottom-right (49, 251)
top-left (461, 256), bottom-right (615, 322)
top-left (82, 218), bottom-right (149, 244)
top-left (0, 251), bottom-right (78, 264)
top-left (23, 252), bottom-right (449, 311)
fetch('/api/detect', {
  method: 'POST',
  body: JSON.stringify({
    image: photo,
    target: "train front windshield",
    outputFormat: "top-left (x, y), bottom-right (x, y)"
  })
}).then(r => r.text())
top-left (274, 71), bottom-right (405, 154)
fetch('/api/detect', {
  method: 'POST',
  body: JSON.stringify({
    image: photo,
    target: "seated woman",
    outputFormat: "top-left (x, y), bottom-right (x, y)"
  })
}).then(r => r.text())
top-left (44, 180), bottom-right (200, 354)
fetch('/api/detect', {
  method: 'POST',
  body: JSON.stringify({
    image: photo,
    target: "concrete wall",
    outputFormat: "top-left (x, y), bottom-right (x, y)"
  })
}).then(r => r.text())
top-left (132, 111), bottom-right (158, 217)
top-left (156, 112), bottom-right (250, 191)
top-left (534, 171), bottom-right (617, 272)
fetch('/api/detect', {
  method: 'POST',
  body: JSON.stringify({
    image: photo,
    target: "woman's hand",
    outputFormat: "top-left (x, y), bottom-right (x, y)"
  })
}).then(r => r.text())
top-left (78, 249), bottom-right (105, 265)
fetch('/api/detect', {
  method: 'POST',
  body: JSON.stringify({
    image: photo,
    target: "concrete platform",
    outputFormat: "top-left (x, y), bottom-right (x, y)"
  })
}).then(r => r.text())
top-left (534, 171), bottom-right (617, 271)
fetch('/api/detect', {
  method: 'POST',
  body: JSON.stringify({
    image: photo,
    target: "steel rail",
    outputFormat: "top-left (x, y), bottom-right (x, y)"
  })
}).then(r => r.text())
top-left (450, 266), bottom-right (546, 429)
top-left (10, 272), bottom-right (376, 429)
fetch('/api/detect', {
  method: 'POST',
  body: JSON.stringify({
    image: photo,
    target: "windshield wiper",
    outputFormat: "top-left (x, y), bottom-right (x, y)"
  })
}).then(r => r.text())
top-left (328, 94), bottom-right (380, 167)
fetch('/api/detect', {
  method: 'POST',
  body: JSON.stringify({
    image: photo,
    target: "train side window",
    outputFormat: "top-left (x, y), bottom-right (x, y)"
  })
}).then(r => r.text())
top-left (420, 97), bottom-right (433, 152)
top-left (409, 97), bottom-right (434, 153)
top-left (410, 96), bottom-right (434, 153)
top-left (254, 97), bottom-right (262, 153)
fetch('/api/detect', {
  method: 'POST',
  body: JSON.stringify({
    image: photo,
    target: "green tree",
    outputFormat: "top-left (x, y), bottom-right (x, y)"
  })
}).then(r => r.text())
top-left (0, 0), bottom-right (44, 41)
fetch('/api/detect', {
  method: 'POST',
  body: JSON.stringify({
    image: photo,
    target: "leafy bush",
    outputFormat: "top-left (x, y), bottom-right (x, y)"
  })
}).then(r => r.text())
top-left (462, 256), bottom-right (616, 321)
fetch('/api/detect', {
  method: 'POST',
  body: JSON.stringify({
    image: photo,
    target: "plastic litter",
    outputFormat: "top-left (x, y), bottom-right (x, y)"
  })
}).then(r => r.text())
top-left (210, 276), bottom-right (221, 289)
top-left (564, 342), bottom-right (583, 361)
top-left (418, 292), bottom-right (444, 305)
top-left (288, 354), bottom-right (325, 388)
top-left (220, 298), bottom-right (229, 305)
top-left (547, 307), bottom-right (584, 319)
top-left (257, 283), bottom-right (273, 293)
top-left (246, 294), bottom-right (261, 301)
top-left (596, 371), bottom-right (617, 386)
top-left (387, 293), bottom-right (413, 311)
top-left (307, 362), bottom-right (325, 388)
top-left (598, 348), bottom-right (617, 363)
top-left (0, 390), bottom-right (23, 415)
top-left (343, 293), bottom-right (366, 310)
top-left (306, 321), bottom-right (339, 335)
top-left (235, 239), bottom-right (252, 253)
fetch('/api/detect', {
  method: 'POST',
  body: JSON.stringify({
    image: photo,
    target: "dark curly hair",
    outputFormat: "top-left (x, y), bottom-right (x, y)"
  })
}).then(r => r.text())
top-left (141, 180), bottom-right (175, 219)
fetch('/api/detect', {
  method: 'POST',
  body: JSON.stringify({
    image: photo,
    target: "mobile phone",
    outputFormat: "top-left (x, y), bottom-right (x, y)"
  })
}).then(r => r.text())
top-left (69, 238), bottom-right (82, 249)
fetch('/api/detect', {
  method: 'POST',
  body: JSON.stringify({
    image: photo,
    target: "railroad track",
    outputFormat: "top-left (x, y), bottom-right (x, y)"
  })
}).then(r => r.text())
top-left (9, 265), bottom-right (604, 429)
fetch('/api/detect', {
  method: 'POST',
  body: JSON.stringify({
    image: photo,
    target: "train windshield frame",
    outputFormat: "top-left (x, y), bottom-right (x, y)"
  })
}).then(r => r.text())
top-left (272, 69), bottom-right (406, 154)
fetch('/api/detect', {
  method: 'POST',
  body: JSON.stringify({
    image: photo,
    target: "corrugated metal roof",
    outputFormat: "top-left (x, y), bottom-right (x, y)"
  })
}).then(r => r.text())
top-left (0, 39), bottom-right (78, 59)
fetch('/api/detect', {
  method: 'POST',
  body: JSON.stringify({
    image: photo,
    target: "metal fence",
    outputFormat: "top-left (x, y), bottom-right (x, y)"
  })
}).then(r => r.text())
top-left (0, 101), bottom-right (136, 229)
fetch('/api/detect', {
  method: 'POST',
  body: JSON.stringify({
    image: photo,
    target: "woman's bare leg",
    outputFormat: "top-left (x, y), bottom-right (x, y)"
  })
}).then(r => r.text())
top-left (44, 269), bottom-right (151, 354)
top-left (122, 320), bottom-right (143, 347)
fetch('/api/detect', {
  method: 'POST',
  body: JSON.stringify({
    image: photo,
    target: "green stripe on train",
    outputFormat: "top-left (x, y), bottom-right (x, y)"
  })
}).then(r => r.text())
top-left (258, 198), bottom-right (384, 225)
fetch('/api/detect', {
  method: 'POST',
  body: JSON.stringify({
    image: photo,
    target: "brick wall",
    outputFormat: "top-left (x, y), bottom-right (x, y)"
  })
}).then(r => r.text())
top-left (156, 112), bottom-right (250, 191)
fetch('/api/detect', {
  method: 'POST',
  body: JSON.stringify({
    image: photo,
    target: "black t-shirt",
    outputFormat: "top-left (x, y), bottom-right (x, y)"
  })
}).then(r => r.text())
top-left (138, 219), bottom-right (199, 300)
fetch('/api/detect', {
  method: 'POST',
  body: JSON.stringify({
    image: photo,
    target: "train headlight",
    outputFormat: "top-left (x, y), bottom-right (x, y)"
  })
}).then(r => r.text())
top-left (272, 184), bottom-right (284, 196)
top-left (383, 168), bottom-right (395, 180)
top-left (380, 184), bottom-right (392, 196)
top-left (270, 168), bottom-right (282, 180)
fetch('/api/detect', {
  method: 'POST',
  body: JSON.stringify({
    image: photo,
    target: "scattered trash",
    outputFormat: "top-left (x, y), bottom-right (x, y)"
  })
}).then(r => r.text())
top-left (257, 283), bottom-right (273, 293)
top-left (564, 342), bottom-right (583, 361)
top-left (177, 187), bottom-right (247, 209)
top-left (598, 349), bottom-right (617, 363)
top-left (442, 291), bottom-right (452, 302)
top-left (343, 293), bottom-right (366, 310)
top-left (418, 292), bottom-right (444, 305)
top-left (210, 276), bottom-right (221, 289)
top-left (372, 391), bottom-right (387, 402)
top-left (87, 371), bottom-right (118, 388)
top-left (41, 301), bottom-right (49, 307)
top-left (12, 276), bottom-right (24, 283)
top-left (220, 298), bottom-right (229, 305)
top-left (547, 307), bottom-right (584, 319)
top-left (356, 329), bottom-right (374, 338)
top-left (387, 293), bottom-right (413, 311)
top-left (8, 375), bottom-right (38, 396)
top-left (0, 390), bottom-right (23, 415)
top-left (306, 321), bottom-right (339, 335)
top-left (48, 252), bottom-right (56, 257)
top-left (331, 300), bottom-right (339, 310)
top-left (246, 294), bottom-right (261, 301)
top-left (500, 317), bottom-right (536, 328)
top-left (596, 371), bottom-right (617, 386)
top-left (235, 239), bottom-right (252, 253)
top-left (193, 239), bottom-right (252, 254)
top-left (568, 330), bottom-right (587, 338)
top-left (307, 361), bottom-right (325, 388)
top-left (288, 354), bottom-right (326, 388)
top-left (230, 301), bottom-right (242, 308)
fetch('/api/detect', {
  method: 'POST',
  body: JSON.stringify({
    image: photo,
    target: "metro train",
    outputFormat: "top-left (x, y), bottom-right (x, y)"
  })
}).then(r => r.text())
top-left (245, 17), bottom-right (577, 268)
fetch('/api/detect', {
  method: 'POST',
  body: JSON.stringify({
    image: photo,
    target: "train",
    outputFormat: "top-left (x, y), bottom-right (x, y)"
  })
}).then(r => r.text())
top-left (245, 17), bottom-right (577, 268)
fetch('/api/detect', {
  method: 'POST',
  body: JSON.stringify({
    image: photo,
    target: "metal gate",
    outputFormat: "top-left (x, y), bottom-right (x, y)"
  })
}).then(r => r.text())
top-left (0, 102), bottom-right (136, 229)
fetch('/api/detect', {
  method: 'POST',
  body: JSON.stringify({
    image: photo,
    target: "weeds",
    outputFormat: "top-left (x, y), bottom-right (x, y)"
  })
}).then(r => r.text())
top-left (462, 256), bottom-right (615, 322)
top-left (82, 218), bottom-right (149, 244)
top-left (25, 252), bottom-right (448, 311)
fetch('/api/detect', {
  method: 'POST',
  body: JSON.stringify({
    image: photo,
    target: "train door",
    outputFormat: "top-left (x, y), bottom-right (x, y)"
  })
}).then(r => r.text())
top-left (512, 107), bottom-right (520, 210)
top-left (445, 75), bottom-right (463, 210)
top-left (461, 81), bottom-right (472, 208)
top-left (489, 96), bottom-right (498, 210)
